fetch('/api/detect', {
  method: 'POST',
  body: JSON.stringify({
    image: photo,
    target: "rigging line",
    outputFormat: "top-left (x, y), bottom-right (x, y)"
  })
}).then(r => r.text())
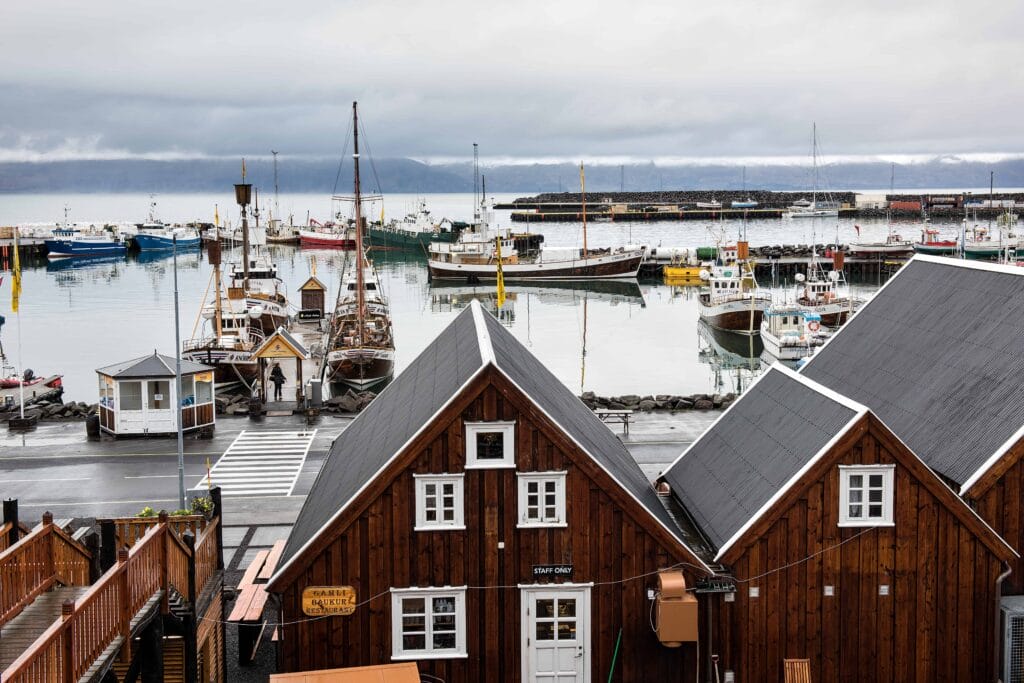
top-left (358, 117), bottom-right (385, 196)
top-left (331, 111), bottom-right (354, 197)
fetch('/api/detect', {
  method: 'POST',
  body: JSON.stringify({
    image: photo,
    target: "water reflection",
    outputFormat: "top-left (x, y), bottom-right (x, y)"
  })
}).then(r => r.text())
top-left (697, 320), bottom-right (765, 395)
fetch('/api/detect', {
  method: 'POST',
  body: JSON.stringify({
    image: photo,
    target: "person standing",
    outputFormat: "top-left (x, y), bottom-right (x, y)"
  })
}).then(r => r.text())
top-left (269, 362), bottom-right (286, 401)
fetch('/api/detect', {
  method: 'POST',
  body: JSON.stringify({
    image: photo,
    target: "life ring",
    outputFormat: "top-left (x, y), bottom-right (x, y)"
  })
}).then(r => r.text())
top-left (808, 321), bottom-right (821, 332)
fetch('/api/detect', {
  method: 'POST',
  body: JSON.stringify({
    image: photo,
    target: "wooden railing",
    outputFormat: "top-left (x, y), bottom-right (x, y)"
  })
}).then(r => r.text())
top-left (0, 520), bottom-right (34, 552)
top-left (102, 514), bottom-right (208, 550)
top-left (0, 516), bottom-right (91, 627)
top-left (2, 514), bottom-right (220, 683)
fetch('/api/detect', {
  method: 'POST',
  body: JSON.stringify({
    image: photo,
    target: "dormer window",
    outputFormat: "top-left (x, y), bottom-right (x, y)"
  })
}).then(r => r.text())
top-left (464, 421), bottom-right (516, 469)
top-left (838, 465), bottom-right (894, 526)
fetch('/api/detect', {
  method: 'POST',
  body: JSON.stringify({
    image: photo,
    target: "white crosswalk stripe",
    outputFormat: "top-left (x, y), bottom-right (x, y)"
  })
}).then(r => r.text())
top-left (193, 429), bottom-right (317, 496)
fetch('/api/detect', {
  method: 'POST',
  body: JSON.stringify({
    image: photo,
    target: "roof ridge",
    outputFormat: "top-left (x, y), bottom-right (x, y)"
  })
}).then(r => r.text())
top-left (772, 362), bottom-right (868, 413)
top-left (470, 300), bottom-right (496, 365)
top-left (156, 352), bottom-right (175, 375)
top-left (913, 253), bottom-right (1024, 275)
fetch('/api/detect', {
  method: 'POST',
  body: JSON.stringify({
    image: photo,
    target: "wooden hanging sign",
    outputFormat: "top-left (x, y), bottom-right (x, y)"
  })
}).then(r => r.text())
top-left (302, 586), bottom-right (357, 616)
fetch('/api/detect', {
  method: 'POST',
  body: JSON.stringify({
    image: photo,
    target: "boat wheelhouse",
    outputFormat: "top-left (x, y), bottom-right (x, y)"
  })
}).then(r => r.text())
top-left (696, 242), bottom-right (771, 332)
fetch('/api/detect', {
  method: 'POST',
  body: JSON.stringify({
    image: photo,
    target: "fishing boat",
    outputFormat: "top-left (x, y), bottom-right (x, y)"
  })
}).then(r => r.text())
top-left (697, 242), bottom-right (771, 332)
top-left (132, 199), bottom-right (200, 250)
top-left (731, 199), bottom-right (758, 209)
top-left (695, 199), bottom-right (723, 209)
top-left (45, 208), bottom-right (127, 258)
top-left (760, 307), bottom-right (829, 361)
top-left (324, 102), bottom-right (396, 392)
top-left (848, 219), bottom-right (914, 257)
top-left (793, 249), bottom-right (857, 327)
top-left (427, 163), bottom-right (645, 281)
top-left (368, 198), bottom-right (460, 251)
top-left (298, 219), bottom-right (358, 248)
top-left (784, 124), bottom-right (839, 218)
top-left (913, 227), bottom-right (958, 255)
top-left (209, 255), bottom-right (290, 335)
top-left (962, 225), bottom-right (1022, 259)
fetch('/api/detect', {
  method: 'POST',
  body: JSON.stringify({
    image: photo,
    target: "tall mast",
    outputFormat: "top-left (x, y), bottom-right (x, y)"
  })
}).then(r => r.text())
top-left (989, 170), bottom-right (994, 233)
top-left (473, 143), bottom-right (480, 222)
top-left (580, 163), bottom-right (587, 255)
top-left (811, 123), bottom-right (818, 208)
top-left (353, 101), bottom-right (365, 348)
top-left (272, 150), bottom-right (280, 222)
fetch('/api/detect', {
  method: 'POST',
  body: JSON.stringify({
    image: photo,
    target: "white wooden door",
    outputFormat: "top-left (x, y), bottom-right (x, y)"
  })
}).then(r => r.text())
top-left (522, 587), bottom-right (590, 683)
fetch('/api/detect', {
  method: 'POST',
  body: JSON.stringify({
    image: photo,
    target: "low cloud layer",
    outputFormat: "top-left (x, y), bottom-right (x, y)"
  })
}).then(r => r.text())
top-left (2, 0), bottom-right (1022, 162)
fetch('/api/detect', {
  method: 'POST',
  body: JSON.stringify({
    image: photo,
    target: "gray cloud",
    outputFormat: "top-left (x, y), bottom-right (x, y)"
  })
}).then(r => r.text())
top-left (1, 0), bottom-right (1022, 161)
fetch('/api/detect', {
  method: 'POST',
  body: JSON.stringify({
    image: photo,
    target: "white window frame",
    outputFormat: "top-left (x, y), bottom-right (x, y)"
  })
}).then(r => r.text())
top-left (517, 472), bottom-right (568, 528)
top-left (838, 464), bottom-right (895, 527)
top-left (464, 421), bottom-right (516, 469)
top-left (413, 474), bottom-right (465, 531)
top-left (390, 587), bottom-right (468, 660)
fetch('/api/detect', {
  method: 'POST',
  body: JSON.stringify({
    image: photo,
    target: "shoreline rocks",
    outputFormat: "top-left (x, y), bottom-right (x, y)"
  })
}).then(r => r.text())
top-left (580, 391), bottom-right (734, 412)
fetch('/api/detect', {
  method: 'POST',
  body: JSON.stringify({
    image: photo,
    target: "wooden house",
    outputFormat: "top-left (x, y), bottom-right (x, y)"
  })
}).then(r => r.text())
top-left (661, 364), bottom-right (1017, 683)
top-left (799, 256), bottom-right (1024, 677)
top-left (96, 352), bottom-right (215, 436)
top-left (267, 301), bottom-right (712, 682)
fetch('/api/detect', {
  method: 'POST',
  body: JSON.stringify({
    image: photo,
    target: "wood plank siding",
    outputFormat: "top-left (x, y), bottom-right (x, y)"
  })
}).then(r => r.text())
top-left (969, 441), bottom-right (1024, 596)
top-left (711, 415), bottom-right (1008, 683)
top-left (275, 367), bottom-right (701, 681)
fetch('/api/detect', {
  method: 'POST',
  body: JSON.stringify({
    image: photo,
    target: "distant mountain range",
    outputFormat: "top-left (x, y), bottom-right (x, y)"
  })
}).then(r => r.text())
top-left (1, 156), bottom-right (1022, 194)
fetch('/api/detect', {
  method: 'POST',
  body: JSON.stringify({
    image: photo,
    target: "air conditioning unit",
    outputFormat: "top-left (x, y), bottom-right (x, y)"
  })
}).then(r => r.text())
top-left (1002, 596), bottom-right (1024, 682)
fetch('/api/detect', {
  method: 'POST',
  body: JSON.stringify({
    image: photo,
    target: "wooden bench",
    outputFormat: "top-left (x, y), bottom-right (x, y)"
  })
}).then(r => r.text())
top-left (594, 409), bottom-right (633, 435)
top-left (228, 539), bottom-right (286, 666)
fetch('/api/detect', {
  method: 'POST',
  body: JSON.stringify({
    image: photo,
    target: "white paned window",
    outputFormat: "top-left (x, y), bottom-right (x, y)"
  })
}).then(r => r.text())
top-left (391, 588), bottom-right (467, 660)
top-left (465, 421), bottom-right (516, 469)
top-left (839, 465), bottom-right (895, 526)
top-left (414, 474), bottom-right (465, 531)
top-left (517, 472), bottom-right (567, 527)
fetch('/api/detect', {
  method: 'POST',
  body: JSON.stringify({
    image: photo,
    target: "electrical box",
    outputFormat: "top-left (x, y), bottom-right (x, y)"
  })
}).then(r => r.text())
top-left (656, 570), bottom-right (698, 647)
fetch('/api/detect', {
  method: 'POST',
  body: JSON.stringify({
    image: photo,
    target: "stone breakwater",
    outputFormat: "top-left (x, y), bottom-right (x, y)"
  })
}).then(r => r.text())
top-left (0, 399), bottom-right (96, 422)
top-left (580, 391), bottom-right (735, 411)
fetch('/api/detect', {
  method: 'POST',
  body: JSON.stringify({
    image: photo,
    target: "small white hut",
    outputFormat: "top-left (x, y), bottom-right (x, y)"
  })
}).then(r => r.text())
top-left (96, 352), bottom-right (215, 436)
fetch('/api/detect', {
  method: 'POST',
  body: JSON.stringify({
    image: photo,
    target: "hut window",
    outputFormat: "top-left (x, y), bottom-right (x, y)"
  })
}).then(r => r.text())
top-left (390, 588), bottom-right (467, 660)
top-left (121, 381), bottom-right (143, 411)
top-left (838, 465), bottom-right (894, 526)
top-left (464, 421), bottom-right (516, 469)
top-left (196, 376), bottom-right (213, 404)
top-left (414, 474), bottom-right (465, 531)
top-left (180, 376), bottom-right (195, 407)
top-left (517, 472), bottom-right (567, 527)
top-left (148, 380), bottom-right (170, 410)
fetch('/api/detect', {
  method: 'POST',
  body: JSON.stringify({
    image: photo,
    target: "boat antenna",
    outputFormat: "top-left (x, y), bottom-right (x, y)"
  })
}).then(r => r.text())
top-left (473, 143), bottom-right (480, 222)
top-left (353, 101), bottom-right (365, 350)
top-left (580, 162), bottom-right (587, 255)
top-left (272, 150), bottom-right (280, 222)
top-left (990, 170), bottom-right (994, 233)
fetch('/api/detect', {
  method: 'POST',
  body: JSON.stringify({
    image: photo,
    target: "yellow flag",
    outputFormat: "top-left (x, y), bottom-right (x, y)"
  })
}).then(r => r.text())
top-left (11, 227), bottom-right (21, 312)
top-left (380, 203), bottom-right (385, 225)
top-left (495, 235), bottom-right (506, 309)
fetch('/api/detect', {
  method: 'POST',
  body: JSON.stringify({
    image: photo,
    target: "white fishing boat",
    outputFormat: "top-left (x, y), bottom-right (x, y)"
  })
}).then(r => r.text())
top-left (785, 124), bottom-right (839, 218)
top-left (848, 219), bottom-right (914, 257)
top-left (793, 250), bottom-right (857, 328)
top-left (760, 307), bottom-right (829, 361)
top-left (428, 162), bottom-right (645, 281)
top-left (695, 199), bottom-right (723, 210)
top-left (697, 242), bottom-right (771, 333)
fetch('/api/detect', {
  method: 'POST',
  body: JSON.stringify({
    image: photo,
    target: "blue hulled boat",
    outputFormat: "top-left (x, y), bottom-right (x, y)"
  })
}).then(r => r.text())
top-left (45, 228), bottom-right (127, 258)
top-left (133, 225), bottom-right (201, 251)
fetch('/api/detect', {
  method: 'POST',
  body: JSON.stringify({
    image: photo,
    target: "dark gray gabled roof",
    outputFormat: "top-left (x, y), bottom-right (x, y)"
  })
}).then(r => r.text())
top-left (96, 352), bottom-right (212, 378)
top-left (662, 366), bottom-right (861, 554)
top-left (802, 256), bottom-right (1024, 489)
top-left (274, 300), bottom-right (708, 584)
top-left (277, 306), bottom-right (482, 574)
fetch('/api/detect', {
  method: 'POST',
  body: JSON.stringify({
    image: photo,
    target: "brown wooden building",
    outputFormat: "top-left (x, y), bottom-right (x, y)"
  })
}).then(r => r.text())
top-left (268, 302), bottom-right (711, 682)
top-left (662, 365), bottom-right (1017, 682)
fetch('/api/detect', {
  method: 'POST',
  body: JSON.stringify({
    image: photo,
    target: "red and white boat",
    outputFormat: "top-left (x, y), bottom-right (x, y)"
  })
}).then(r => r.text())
top-left (0, 371), bottom-right (63, 409)
top-left (913, 227), bottom-right (958, 255)
top-left (299, 219), bottom-right (357, 248)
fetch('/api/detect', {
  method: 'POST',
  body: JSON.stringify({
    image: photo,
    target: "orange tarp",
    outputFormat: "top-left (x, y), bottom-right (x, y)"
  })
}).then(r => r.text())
top-left (269, 663), bottom-right (420, 683)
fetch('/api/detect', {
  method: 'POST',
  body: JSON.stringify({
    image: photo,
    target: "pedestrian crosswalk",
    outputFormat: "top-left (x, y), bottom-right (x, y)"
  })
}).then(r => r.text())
top-left (193, 430), bottom-right (317, 497)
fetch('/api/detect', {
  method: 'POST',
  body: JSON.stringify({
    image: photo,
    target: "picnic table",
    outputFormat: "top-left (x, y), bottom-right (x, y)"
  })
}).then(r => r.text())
top-left (594, 408), bottom-right (633, 435)
top-left (228, 539), bottom-right (286, 665)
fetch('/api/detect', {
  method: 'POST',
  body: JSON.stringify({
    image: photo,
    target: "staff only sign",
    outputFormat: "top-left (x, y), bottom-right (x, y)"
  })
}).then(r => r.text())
top-left (302, 586), bottom-right (357, 616)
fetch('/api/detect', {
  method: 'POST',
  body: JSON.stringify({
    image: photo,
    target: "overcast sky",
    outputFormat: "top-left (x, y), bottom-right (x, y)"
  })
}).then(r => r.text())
top-left (1, 0), bottom-right (1021, 164)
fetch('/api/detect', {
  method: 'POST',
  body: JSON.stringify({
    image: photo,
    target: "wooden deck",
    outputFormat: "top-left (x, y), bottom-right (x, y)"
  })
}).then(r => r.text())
top-left (0, 586), bottom-right (89, 670)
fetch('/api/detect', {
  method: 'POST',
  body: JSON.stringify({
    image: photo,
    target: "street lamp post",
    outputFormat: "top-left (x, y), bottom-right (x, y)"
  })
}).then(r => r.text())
top-left (173, 234), bottom-right (186, 510)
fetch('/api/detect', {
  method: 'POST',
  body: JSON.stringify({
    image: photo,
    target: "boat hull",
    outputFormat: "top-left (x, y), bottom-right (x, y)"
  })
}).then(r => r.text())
top-left (368, 226), bottom-right (459, 251)
top-left (795, 300), bottom-right (854, 328)
top-left (45, 240), bottom-right (126, 258)
top-left (327, 349), bottom-right (395, 391)
top-left (760, 330), bottom-right (818, 361)
top-left (427, 251), bottom-right (644, 281)
top-left (134, 233), bottom-right (201, 251)
top-left (299, 230), bottom-right (356, 249)
top-left (698, 295), bottom-right (770, 332)
top-left (913, 242), bottom-right (958, 255)
top-left (847, 243), bottom-right (915, 257)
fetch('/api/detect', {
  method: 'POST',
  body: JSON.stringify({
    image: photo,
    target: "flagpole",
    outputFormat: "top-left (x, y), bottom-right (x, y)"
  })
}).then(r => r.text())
top-left (173, 235), bottom-right (186, 510)
top-left (16, 308), bottom-right (24, 420)
top-left (12, 227), bottom-right (24, 419)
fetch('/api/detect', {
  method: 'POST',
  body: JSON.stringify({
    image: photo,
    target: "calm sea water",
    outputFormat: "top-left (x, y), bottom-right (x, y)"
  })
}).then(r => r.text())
top-left (0, 192), bottom-right (975, 402)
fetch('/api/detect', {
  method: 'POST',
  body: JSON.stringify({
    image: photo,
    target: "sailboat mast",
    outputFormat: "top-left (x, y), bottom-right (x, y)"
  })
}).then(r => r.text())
top-left (352, 101), bottom-right (365, 349)
top-left (473, 143), bottom-right (480, 222)
top-left (580, 163), bottom-right (587, 255)
top-left (811, 123), bottom-right (818, 209)
top-left (272, 150), bottom-right (280, 222)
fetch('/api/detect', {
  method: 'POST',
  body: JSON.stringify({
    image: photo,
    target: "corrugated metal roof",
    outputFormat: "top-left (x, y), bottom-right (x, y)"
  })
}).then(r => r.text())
top-left (802, 256), bottom-right (1024, 486)
top-left (277, 307), bottom-right (483, 572)
top-left (96, 352), bottom-right (212, 378)
top-left (662, 367), bottom-right (858, 551)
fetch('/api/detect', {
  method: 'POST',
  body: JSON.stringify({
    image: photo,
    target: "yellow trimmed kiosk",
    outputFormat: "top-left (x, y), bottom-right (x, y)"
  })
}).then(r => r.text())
top-left (96, 352), bottom-right (215, 436)
top-left (253, 327), bottom-right (310, 407)
top-left (298, 276), bottom-right (328, 322)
